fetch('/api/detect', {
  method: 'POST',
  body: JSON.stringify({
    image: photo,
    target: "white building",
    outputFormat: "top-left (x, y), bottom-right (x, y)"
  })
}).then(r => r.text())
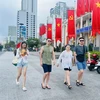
top-left (50, 2), bottom-right (68, 20)
top-left (17, 0), bottom-right (37, 41)
top-left (8, 26), bottom-right (17, 43)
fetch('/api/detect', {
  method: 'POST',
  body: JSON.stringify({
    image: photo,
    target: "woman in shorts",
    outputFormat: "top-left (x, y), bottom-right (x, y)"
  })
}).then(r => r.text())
top-left (16, 41), bottom-right (29, 91)
top-left (57, 44), bottom-right (73, 89)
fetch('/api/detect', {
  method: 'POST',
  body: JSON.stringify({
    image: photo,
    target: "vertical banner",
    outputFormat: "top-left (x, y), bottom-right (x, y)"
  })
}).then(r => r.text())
top-left (55, 18), bottom-right (62, 42)
top-left (77, 0), bottom-right (85, 17)
top-left (39, 24), bottom-right (46, 36)
top-left (90, 0), bottom-right (94, 11)
top-left (68, 10), bottom-right (75, 39)
top-left (85, 0), bottom-right (89, 12)
top-left (92, 0), bottom-right (100, 37)
top-left (47, 24), bottom-right (52, 39)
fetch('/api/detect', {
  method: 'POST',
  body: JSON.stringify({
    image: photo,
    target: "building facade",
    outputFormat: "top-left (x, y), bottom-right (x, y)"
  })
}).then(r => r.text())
top-left (17, 0), bottom-right (37, 41)
top-left (8, 26), bottom-right (17, 43)
top-left (50, 2), bottom-right (68, 20)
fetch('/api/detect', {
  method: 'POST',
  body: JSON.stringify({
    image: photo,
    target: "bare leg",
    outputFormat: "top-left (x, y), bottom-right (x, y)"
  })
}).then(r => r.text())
top-left (77, 70), bottom-right (84, 82)
top-left (16, 67), bottom-right (22, 81)
top-left (66, 71), bottom-right (70, 86)
top-left (42, 72), bottom-right (48, 87)
top-left (64, 71), bottom-right (67, 83)
top-left (22, 67), bottom-right (27, 87)
top-left (45, 72), bottom-right (50, 87)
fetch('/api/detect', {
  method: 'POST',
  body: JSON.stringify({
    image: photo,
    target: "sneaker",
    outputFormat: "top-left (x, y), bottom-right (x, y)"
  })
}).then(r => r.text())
top-left (16, 79), bottom-right (20, 85)
top-left (23, 87), bottom-right (27, 91)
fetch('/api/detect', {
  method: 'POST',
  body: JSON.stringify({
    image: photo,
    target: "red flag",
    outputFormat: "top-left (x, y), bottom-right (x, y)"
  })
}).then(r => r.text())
top-left (16, 42), bottom-right (21, 49)
top-left (92, 0), bottom-right (100, 36)
top-left (85, 0), bottom-right (89, 12)
top-left (77, 0), bottom-right (85, 17)
top-left (39, 24), bottom-right (46, 36)
top-left (39, 26), bottom-right (42, 36)
top-left (68, 10), bottom-right (75, 39)
top-left (55, 18), bottom-right (62, 42)
top-left (47, 24), bottom-right (52, 39)
top-left (90, 0), bottom-right (94, 11)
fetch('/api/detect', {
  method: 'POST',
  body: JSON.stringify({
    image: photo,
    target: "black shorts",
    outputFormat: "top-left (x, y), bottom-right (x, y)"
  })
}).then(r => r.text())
top-left (42, 64), bottom-right (52, 73)
top-left (64, 68), bottom-right (72, 71)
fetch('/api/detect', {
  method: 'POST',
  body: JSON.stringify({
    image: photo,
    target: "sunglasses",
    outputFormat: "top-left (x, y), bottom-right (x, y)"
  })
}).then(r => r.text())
top-left (48, 40), bottom-right (52, 42)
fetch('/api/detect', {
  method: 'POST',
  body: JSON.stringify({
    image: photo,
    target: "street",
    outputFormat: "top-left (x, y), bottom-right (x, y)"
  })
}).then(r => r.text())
top-left (0, 52), bottom-right (100, 100)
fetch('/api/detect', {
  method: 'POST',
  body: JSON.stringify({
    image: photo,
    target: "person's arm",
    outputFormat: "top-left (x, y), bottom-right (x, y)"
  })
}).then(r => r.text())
top-left (86, 46), bottom-right (91, 61)
top-left (52, 48), bottom-right (56, 65)
top-left (57, 52), bottom-right (64, 67)
top-left (72, 51), bottom-right (75, 66)
top-left (74, 47), bottom-right (77, 63)
top-left (39, 46), bottom-right (44, 66)
top-left (87, 52), bottom-right (91, 61)
top-left (27, 49), bottom-right (29, 55)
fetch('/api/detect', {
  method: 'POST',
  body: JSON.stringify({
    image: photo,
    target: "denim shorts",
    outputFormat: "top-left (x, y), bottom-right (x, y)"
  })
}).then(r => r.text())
top-left (17, 60), bottom-right (28, 67)
top-left (76, 61), bottom-right (86, 70)
top-left (42, 64), bottom-right (52, 73)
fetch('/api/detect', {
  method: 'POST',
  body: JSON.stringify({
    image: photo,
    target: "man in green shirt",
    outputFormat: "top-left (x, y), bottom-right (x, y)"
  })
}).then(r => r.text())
top-left (40, 39), bottom-right (55, 89)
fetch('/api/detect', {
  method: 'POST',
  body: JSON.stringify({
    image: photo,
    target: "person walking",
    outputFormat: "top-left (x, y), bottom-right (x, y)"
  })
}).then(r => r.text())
top-left (74, 37), bottom-right (90, 86)
top-left (57, 44), bottom-right (73, 89)
top-left (40, 38), bottom-right (56, 89)
top-left (16, 41), bottom-right (29, 91)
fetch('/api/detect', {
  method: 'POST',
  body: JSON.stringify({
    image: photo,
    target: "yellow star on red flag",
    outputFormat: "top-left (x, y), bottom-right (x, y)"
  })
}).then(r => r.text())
top-left (48, 28), bottom-right (51, 31)
top-left (96, 2), bottom-right (100, 8)
top-left (57, 23), bottom-right (60, 27)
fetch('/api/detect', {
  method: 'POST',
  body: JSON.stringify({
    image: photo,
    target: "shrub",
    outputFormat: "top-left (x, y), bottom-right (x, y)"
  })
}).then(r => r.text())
top-left (86, 51), bottom-right (100, 59)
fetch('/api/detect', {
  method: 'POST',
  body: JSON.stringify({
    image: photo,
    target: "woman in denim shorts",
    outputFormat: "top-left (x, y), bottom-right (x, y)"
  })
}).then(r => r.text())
top-left (16, 41), bottom-right (29, 91)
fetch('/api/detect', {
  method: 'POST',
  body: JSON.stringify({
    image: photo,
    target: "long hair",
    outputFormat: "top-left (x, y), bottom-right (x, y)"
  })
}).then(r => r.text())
top-left (20, 41), bottom-right (28, 50)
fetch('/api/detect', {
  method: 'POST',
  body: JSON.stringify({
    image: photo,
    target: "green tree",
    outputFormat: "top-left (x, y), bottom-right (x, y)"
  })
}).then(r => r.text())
top-left (27, 38), bottom-right (40, 48)
top-left (9, 41), bottom-right (15, 48)
top-left (5, 43), bottom-right (10, 49)
top-left (5, 41), bottom-right (15, 49)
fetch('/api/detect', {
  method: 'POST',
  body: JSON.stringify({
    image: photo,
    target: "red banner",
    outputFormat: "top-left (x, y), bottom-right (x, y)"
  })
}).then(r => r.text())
top-left (47, 24), bottom-right (52, 39)
top-left (16, 42), bottom-right (21, 48)
top-left (55, 18), bottom-right (62, 42)
top-left (90, 0), bottom-right (94, 11)
top-left (39, 24), bottom-right (46, 36)
top-left (68, 10), bottom-right (75, 39)
top-left (77, 0), bottom-right (85, 17)
top-left (92, 0), bottom-right (100, 36)
top-left (85, 0), bottom-right (89, 12)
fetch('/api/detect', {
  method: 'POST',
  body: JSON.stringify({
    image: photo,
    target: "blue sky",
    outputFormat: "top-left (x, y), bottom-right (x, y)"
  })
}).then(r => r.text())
top-left (0, 0), bottom-right (75, 42)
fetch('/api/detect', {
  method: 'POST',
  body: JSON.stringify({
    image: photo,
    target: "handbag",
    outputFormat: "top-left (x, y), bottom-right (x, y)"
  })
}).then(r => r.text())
top-left (12, 56), bottom-right (18, 66)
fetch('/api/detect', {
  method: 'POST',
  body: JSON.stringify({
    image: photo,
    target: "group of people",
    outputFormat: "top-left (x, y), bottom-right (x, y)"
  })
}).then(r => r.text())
top-left (14, 37), bottom-right (90, 91)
